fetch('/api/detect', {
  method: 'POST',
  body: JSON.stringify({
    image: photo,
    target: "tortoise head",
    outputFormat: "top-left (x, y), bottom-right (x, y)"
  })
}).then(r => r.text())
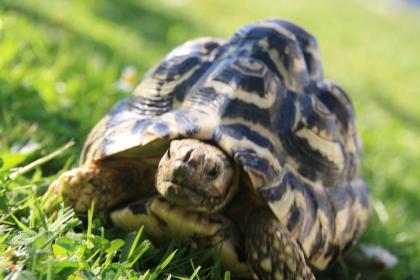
top-left (156, 139), bottom-right (237, 213)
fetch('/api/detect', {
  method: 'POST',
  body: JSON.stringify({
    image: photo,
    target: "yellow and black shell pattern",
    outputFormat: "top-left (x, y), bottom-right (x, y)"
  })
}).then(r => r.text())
top-left (81, 19), bottom-right (371, 270)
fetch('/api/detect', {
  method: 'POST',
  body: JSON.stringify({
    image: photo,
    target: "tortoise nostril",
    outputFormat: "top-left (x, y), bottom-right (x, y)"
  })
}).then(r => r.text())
top-left (173, 165), bottom-right (186, 184)
top-left (188, 158), bottom-right (199, 169)
top-left (182, 149), bottom-right (193, 163)
top-left (166, 185), bottom-right (176, 197)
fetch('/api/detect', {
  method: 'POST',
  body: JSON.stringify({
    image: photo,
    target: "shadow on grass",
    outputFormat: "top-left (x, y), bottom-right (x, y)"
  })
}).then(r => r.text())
top-left (0, 78), bottom-right (79, 171)
top-left (3, 2), bottom-right (129, 64)
top-left (92, 0), bottom-right (207, 50)
top-left (1, 0), bottom-right (206, 168)
top-left (3, 0), bottom-right (208, 69)
top-left (0, 78), bottom-right (79, 144)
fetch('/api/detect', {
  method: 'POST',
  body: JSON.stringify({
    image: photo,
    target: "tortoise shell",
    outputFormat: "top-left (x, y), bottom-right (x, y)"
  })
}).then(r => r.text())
top-left (81, 19), bottom-right (371, 270)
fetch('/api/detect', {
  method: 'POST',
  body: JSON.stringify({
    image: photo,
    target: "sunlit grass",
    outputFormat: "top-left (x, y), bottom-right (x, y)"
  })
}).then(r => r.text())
top-left (0, 148), bottom-right (228, 279)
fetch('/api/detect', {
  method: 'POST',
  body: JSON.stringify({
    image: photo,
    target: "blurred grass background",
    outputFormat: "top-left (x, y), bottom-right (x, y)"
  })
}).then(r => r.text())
top-left (1, 0), bottom-right (419, 279)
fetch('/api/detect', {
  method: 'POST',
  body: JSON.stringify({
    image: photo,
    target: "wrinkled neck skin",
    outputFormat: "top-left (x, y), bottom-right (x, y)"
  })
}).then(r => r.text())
top-left (155, 139), bottom-right (238, 213)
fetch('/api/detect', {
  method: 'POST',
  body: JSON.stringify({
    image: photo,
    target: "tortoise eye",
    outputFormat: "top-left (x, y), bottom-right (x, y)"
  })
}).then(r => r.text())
top-left (167, 149), bottom-right (171, 159)
top-left (207, 166), bottom-right (219, 179)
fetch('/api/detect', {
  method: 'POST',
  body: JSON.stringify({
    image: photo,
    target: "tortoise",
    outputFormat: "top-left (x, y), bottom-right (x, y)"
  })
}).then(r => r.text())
top-left (47, 19), bottom-right (372, 279)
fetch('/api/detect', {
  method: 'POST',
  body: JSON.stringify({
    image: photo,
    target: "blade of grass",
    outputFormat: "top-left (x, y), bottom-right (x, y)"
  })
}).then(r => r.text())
top-left (8, 140), bottom-right (74, 180)
top-left (127, 226), bottom-right (143, 260)
top-left (85, 201), bottom-right (95, 249)
top-left (188, 266), bottom-right (201, 280)
top-left (159, 250), bottom-right (177, 270)
top-left (126, 241), bottom-right (150, 268)
top-left (47, 260), bottom-right (53, 280)
top-left (32, 189), bottom-right (49, 230)
top-left (10, 213), bottom-right (29, 231)
top-left (120, 228), bottom-right (144, 262)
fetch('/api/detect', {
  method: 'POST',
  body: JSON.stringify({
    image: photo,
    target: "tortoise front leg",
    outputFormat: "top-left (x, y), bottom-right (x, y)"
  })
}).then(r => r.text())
top-left (45, 159), bottom-right (155, 212)
top-left (109, 197), bottom-right (167, 240)
top-left (244, 209), bottom-right (315, 280)
top-left (110, 197), bottom-right (251, 277)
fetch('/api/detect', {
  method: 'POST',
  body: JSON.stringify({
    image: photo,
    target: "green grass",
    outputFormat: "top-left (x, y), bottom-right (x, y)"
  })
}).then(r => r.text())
top-left (1, 0), bottom-right (419, 279)
top-left (0, 158), bottom-right (226, 279)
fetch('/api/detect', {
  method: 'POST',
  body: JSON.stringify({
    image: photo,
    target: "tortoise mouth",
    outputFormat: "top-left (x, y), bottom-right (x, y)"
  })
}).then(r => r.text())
top-left (158, 180), bottom-right (226, 213)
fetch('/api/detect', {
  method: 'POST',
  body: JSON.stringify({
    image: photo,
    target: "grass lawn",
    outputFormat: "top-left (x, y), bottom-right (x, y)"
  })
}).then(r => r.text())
top-left (1, 0), bottom-right (419, 279)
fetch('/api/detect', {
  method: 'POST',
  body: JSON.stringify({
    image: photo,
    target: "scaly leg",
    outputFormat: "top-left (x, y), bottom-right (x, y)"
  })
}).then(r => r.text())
top-left (45, 159), bottom-right (155, 212)
top-left (244, 209), bottom-right (315, 280)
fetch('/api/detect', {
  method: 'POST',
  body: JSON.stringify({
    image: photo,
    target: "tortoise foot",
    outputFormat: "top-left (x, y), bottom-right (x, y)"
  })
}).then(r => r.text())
top-left (111, 197), bottom-right (251, 277)
top-left (46, 159), bottom-right (154, 212)
top-left (245, 209), bottom-right (315, 280)
top-left (46, 164), bottom-right (117, 212)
